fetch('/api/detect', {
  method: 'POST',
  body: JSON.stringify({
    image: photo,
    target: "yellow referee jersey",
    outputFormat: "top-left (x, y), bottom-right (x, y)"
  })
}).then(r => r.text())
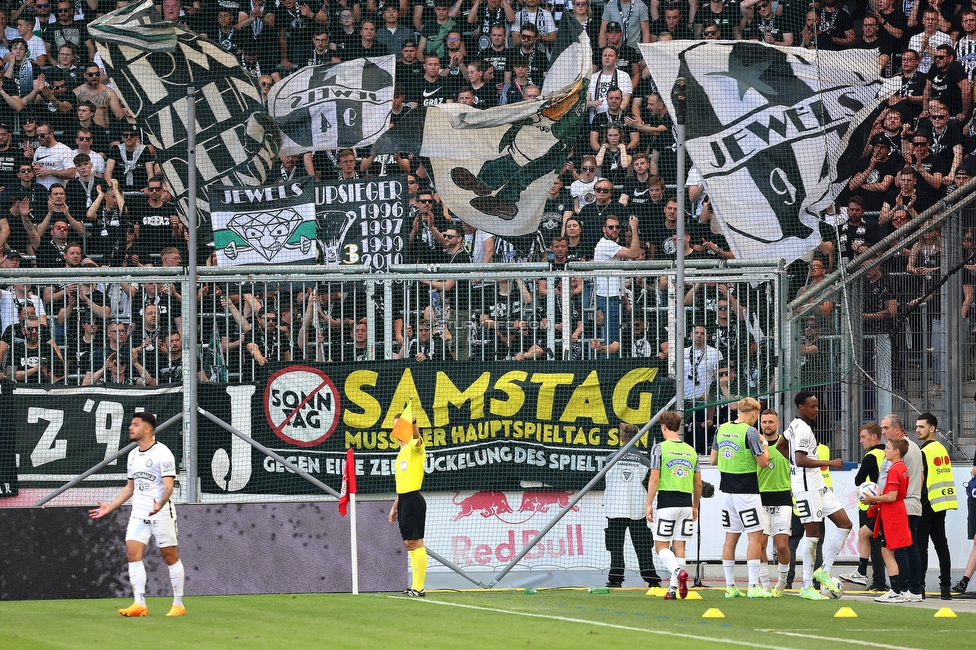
top-left (395, 438), bottom-right (425, 494)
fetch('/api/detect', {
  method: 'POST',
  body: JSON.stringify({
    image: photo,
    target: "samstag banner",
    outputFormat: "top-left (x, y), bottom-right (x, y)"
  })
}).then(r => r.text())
top-left (268, 56), bottom-right (396, 156)
top-left (640, 41), bottom-right (882, 265)
top-left (197, 361), bottom-right (674, 496)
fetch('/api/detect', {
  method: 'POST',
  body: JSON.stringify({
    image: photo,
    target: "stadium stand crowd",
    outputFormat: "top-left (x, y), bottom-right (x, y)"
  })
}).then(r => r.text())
top-left (0, 0), bottom-right (968, 429)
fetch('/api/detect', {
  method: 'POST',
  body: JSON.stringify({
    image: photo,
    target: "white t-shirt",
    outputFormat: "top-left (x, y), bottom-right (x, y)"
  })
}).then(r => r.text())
top-left (127, 440), bottom-right (177, 520)
top-left (603, 448), bottom-right (650, 519)
top-left (908, 31), bottom-right (952, 73)
top-left (0, 289), bottom-right (46, 333)
top-left (33, 142), bottom-right (74, 189)
top-left (683, 345), bottom-right (721, 400)
top-left (783, 417), bottom-right (823, 493)
top-left (589, 68), bottom-right (633, 116)
top-left (72, 149), bottom-right (106, 176)
top-left (593, 236), bottom-right (624, 296)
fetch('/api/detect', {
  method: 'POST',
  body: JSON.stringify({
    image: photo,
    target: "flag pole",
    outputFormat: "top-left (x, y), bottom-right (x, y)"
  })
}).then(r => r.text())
top-left (672, 78), bottom-right (687, 415)
top-left (350, 492), bottom-right (359, 595)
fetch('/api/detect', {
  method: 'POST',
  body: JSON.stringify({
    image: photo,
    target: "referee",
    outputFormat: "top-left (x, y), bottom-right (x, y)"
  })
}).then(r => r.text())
top-left (389, 413), bottom-right (428, 597)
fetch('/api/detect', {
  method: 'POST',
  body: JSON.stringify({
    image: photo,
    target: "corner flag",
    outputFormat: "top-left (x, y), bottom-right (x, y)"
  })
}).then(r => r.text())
top-left (338, 447), bottom-right (356, 516)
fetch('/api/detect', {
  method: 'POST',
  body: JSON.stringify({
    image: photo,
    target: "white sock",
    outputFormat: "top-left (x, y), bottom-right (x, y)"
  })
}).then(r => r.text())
top-left (659, 548), bottom-right (679, 573)
top-left (128, 561), bottom-right (147, 606)
top-left (800, 537), bottom-right (818, 589)
top-left (777, 563), bottom-right (790, 588)
top-left (747, 559), bottom-right (760, 589)
top-left (822, 528), bottom-right (851, 573)
top-left (723, 559), bottom-right (736, 587)
top-left (677, 557), bottom-right (686, 569)
top-left (168, 560), bottom-right (185, 607)
top-left (758, 562), bottom-right (770, 589)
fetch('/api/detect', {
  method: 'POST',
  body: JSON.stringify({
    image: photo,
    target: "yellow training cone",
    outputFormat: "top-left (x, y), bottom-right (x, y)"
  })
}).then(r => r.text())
top-left (646, 587), bottom-right (667, 597)
top-left (934, 608), bottom-right (957, 618)
top-left (702, 608), bottom-right (725, 618)
top-left (834, 607), bottom-right (857, 618)
top-left (684, 591), bottom-right (703, 600)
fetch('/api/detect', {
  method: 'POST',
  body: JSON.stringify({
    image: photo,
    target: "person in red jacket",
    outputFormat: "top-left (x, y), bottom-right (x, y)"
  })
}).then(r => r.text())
top-left (864, 437), bottom-right (913, 603)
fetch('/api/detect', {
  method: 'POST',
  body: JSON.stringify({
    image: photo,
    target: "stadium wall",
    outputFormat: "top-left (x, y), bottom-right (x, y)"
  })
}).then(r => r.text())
top-left (0, 501), bottom-right (402, 601)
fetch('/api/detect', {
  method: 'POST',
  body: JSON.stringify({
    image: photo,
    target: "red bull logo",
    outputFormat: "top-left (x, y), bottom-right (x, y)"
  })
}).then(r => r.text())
top-left (451, 525), bottom-right (585, 565)
top-left (452, 491), bottom-right (515, 522)
top-left (451, 490), bottom-right (580, 524)
top-left (518, 490), bottom-right (580, 514)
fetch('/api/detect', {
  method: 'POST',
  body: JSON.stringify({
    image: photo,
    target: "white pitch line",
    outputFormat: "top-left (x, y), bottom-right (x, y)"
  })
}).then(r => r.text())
top-left (388, 596), bottom-right (792, 650)
top-left (762, 630), bottom-right (923, 650)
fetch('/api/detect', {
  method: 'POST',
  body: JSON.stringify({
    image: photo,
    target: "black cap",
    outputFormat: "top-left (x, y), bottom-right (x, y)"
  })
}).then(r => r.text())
top-left (958, 164), bottom-right (976, 176)
top-left (870, 134), bottom-right (891, 148)
top-left (3, 248), bottom-right (20, 258)
top-left (606, 21), bottom-right (622, 31)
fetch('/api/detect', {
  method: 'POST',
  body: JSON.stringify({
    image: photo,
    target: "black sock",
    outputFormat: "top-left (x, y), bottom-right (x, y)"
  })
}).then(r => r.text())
top-left (891, 575), bottom-right (901, 593)
top-left (963, 576), bottom-right (971, 586)
top-left (858, 558), bottom-right (869, 574)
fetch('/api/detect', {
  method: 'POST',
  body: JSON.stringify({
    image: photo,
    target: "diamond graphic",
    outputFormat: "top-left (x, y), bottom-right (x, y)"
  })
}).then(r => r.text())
top-left (226, 207), bottom-right (306, 262)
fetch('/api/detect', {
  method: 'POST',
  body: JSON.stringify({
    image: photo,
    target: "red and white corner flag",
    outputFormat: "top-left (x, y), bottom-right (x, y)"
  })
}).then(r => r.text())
top-left (339, 447), bottom-right (356, 516)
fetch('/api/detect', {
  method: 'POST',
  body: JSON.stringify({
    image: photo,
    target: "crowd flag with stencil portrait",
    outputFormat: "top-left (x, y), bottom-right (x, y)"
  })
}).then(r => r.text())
top-left (268, 55), bottom-right (396, 156)
top-left (639, 41), bottom-right (883, 265)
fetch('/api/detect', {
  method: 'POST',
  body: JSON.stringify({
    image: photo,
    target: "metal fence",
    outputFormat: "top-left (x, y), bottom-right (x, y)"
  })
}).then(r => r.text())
top-left (0, 261), bottom-right (783, 453)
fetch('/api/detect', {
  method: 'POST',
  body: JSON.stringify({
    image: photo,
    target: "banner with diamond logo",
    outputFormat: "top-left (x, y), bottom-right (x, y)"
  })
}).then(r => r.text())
top-left (211, 179), bottom-right (317, 266)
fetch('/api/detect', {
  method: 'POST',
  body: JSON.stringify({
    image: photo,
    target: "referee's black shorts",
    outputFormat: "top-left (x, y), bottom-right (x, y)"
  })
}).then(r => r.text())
top-left (398, 491), bottom-right (426, 541)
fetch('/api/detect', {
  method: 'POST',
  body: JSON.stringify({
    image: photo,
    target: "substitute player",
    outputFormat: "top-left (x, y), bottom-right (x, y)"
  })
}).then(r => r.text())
top-left (89, 412), bottom-right (184, 617)
top-left (757, 408), bottom-right (791, 596)
top-left (779, 391), bottom-right (852, 600)
top-left (646, 411), bottom-right (701, 600)
top-left (388, 412), bottom-right (428, 597)
top-left (710, 397), bottom-right (771, 598)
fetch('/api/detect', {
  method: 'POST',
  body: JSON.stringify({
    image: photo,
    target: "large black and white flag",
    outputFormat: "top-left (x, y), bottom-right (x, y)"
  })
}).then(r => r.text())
top-left (268, 56), bottom-right (395, 156)
top-left (372, 15), bottom-right (590, 237)
top-left (89, 0), bottom-right (281, 227)
top-left (639, 41), bottom-right (882, 263)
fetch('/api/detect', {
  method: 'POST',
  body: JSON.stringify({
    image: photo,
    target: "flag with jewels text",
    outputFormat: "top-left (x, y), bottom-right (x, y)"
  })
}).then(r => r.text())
top-left (639, 41), bottom-right (882, 264)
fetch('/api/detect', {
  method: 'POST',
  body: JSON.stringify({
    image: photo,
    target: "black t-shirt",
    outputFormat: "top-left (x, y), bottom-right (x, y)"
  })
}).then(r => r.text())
top-left (913, 151), bottom-right (950, 205)
top-left (410, 76), bottom-right (456, 107)
top-left (579, 200), bottom-right (626, 245)
top-left (64, 176), bottom-right (106, 224)
top-left (480, 47), bottom-right (511, 95)
top-left (621, 174), bottom-right (651, 213)
top-left (863, 275), bottom-right (895, 334)
top-left (852, 35), bottom-right (895, 60)
top-left (538, 195), bottom-right (571, 249)
top-left (0, 146), bottom-right (19, 187)
top-left (508, 48), bottom-right (548, 86)
top-left (471, 83), bottom-right (497, 109)
top-left (341, 40), bottom-right (390, 62)
top-left (697, 4), bottom-right (740, 39)
top-left (107, 144), bottom-right (154, 191)
top-left (927, 61), bottom-right (968, 117)
top-left (838, 219), bottom-right (877, 260)
top-left (649, 19), bottom-right (694, 40)
top-left (851, 154), bottom-right (900, 213)
top-left (131, 198), bottom-right (179, 257)
top-left (817, 6), bottom-right (853, 51)
top-left (877, 7), bottom-right (910, 52)
top-left (919, 119), bottom-right (963, 164)
top-left (741, 13), bottom-right (793, 42)
top-left (131, 288), bottom-right (181, 330)
top-left (893, 71), bottom-right (926, 123)
top-left (35, 238), bottom-right (68, 268)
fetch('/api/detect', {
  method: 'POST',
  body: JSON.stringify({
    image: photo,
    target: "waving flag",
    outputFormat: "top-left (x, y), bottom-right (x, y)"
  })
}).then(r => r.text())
top-left (639, 41), bottom-right (882, 264)
top-left (268, 56), bottom-right (396, 156)
top-left (338, 447), bottom-right (356, 517)
top-left (373, 15), bottom-right (591, 237)
top-left (89, 0), bottom-right (281, 227)
top-left (391, 399), bottom-right (415, 443)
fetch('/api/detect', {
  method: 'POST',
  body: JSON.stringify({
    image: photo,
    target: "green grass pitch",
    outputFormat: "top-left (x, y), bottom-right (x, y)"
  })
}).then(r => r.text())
top-left (1, 589), bottom-right (972, 649)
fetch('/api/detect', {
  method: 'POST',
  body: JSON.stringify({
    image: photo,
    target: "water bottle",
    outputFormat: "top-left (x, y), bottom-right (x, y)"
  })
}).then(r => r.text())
top-left (588, 587), bottom-right (611, 594)
top-left (524, 587), bottom-right (538, 595)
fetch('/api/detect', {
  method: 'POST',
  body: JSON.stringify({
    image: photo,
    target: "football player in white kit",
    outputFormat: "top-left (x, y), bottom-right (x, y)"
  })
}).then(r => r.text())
top-left (90, 412), bottom-right (185, 617)
top-left (778, 391), bottom-right (853, 600)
